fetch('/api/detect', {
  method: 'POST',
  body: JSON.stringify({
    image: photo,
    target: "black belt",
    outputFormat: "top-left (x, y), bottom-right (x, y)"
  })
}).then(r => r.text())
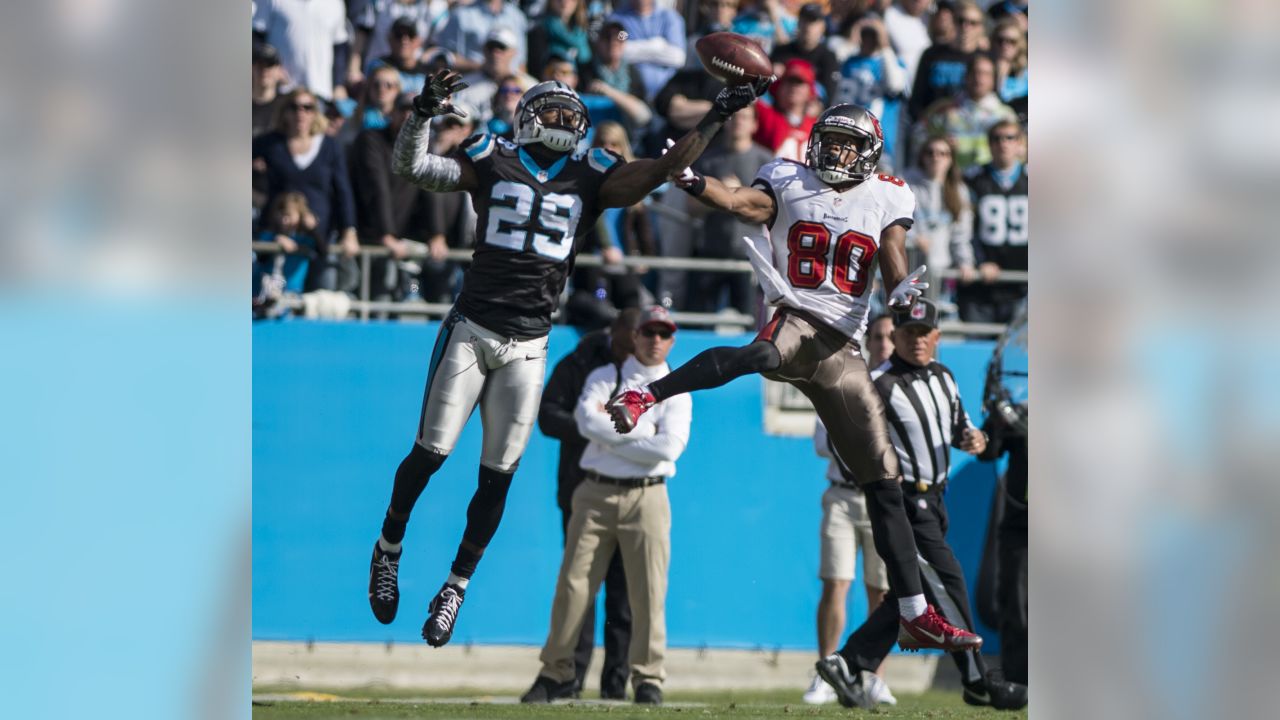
top-left (903, 479), bottom-right (947, 495)
top-left (831, 480), bottom-right (863, 491)
top-left (584, 471), bottom-right (665, 488)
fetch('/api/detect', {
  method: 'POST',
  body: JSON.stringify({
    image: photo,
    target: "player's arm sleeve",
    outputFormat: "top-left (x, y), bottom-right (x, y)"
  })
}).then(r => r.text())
top-left (391, 113), bottom-right (472, 192)
top-left (539, 358), bottom-right (585, 441)
top-left (608, 396), bottom-right (691, 464)
top-left (575, 368), bottom-right (627, 446)
top-left (884, 184), bottom-right (915, 232)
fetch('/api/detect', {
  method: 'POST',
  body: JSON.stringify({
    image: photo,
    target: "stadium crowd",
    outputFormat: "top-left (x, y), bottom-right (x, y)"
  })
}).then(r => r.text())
top-left (251, 0), bottom-right (1028, 327)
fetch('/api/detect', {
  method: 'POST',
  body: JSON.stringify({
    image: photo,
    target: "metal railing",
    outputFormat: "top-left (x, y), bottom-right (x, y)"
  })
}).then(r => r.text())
top-left (252, 242), bottom-right (1025, 336)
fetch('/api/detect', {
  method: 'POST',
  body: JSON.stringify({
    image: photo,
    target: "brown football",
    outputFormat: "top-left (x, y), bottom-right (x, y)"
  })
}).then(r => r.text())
top-left (695, 32), bottom-right (773, 85)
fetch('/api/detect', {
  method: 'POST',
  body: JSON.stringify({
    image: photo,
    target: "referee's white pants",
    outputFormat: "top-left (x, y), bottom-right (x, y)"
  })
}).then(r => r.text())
top-left (414, 311), bottom-right (549, 473)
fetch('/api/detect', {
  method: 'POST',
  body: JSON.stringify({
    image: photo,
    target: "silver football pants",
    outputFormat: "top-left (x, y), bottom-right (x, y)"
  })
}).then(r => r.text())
top-left (415, 310), bottom-right (549, 472)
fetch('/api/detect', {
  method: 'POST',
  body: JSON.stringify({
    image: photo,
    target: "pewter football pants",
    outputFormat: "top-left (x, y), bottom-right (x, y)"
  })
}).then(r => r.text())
top-left (415, 310), bottom-right (549, 472)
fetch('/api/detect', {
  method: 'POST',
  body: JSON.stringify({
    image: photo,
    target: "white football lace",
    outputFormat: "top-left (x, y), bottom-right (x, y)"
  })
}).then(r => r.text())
top-left (374, 555), bottom-right (399, 602)
top-left (711, 56), bottom-right (744, 76)
top-left (433, 587), bottom-right (463, 629)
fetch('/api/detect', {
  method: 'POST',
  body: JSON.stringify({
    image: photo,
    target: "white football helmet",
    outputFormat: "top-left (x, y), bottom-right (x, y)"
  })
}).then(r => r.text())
top-left (513, 81), bottom-right (591, 153)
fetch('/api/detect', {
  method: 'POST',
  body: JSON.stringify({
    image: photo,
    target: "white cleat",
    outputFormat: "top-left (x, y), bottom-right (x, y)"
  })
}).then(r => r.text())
top-left (802, 674), bottom-right (837, 705)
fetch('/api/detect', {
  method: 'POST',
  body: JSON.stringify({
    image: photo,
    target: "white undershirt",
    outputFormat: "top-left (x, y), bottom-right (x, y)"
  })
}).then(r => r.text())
top-left (291, 134), bottom-right (323, 170)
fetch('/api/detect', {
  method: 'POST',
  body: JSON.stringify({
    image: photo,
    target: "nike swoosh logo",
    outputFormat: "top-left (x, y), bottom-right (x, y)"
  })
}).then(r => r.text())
top-left (967, 689), bottom-right (990, 703)
top-left (912, 626), bottom-right (946, 643)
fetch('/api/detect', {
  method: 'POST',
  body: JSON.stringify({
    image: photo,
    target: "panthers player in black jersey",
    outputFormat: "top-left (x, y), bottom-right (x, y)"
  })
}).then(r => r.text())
top-left (366, 69), bottom-right (771, 647)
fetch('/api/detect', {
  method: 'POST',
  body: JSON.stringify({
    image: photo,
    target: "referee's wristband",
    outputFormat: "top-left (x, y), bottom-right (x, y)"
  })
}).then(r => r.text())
top-left (681, 172), bottom-right (707, 197)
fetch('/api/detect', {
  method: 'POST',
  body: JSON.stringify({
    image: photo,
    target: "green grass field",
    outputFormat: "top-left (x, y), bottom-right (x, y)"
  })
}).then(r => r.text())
top-left (251, 687), bottom-right (1027, 719)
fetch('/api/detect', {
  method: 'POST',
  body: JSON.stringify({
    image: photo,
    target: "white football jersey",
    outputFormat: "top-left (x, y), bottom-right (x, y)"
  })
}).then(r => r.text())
top-left (750, 159), bottom-right (916, 343)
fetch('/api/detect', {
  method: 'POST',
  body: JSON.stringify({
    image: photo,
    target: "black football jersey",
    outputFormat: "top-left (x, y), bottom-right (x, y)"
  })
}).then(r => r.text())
top-left (967, 164), bottom-right (1028, 273)
top-left (455, 133), bottom-right (625, 339)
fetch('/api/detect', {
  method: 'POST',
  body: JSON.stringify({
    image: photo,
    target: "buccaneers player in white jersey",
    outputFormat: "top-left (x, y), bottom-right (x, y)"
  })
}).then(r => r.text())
top-left (608, 104), bottom-right (981, 708)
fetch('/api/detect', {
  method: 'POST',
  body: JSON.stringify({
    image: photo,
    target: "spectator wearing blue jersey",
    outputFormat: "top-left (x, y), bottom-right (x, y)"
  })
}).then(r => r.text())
top-left (609, 0), bottom-right (687, 104)
top-left (834, 16), bottom-right (908, 172)
top-left (990, 19), bottom-right (1027, 104)
top-left (908, 0), bottom-right (986, 121)
top-left (732, 0), bottom-right (797, 57)
top-left (580, 21), bottom-right (653, 137)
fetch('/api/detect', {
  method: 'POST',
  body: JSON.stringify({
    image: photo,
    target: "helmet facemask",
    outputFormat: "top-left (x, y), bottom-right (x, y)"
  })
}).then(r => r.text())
top-left (515, 90), bottom-right (590, 153)
top-left (806, 126), bottom-right (880, 185)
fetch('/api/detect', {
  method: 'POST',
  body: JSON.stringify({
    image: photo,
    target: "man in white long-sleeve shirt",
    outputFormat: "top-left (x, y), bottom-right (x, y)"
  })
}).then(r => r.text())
top-left (523, 306), bottom-right (692, 707)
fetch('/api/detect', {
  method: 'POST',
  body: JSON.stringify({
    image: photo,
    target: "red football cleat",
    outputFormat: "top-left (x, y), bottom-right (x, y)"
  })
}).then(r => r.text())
top-left (606, 389), bottom-right (656, 433)
top-left (898, 605), bottom-right (983, 652)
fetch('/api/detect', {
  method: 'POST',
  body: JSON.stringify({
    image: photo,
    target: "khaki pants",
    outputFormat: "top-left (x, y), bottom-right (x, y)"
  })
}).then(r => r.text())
top-left (538, 478), bottom-right (671, 688)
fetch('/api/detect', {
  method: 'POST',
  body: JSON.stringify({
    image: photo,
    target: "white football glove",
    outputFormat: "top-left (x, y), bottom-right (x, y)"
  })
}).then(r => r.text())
top-left (888, 265), bottom-right (929, 309)
top-left (663, 138), bottom-right (698, 187)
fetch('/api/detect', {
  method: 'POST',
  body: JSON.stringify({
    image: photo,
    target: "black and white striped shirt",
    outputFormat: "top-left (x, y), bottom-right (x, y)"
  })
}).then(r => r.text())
top-left (871, 355), bottom-right (977, 488)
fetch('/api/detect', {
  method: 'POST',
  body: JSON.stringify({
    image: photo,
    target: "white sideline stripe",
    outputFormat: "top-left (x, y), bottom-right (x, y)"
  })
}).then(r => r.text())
top-left (252, 641), bottom-right (938, 694)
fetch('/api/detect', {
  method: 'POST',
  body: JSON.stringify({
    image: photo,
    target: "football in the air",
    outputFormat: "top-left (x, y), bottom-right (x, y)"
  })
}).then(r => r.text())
top-left (695, 32), bottom-right (772, 85)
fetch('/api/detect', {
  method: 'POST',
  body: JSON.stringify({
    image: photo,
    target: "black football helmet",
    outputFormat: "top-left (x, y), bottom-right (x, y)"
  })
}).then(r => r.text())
top-left (805, 104), bottom-right (884, 185)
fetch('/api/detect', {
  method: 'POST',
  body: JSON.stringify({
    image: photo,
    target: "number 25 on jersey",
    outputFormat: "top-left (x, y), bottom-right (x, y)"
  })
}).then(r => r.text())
top-left (785, 221), bottom-right (878, 296)
top-left (485, 180), bottom-right (583, 261)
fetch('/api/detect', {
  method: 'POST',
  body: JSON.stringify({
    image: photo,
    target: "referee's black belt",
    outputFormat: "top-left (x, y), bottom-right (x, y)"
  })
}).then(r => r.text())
top-left (903, 479), bottom-right (947, 495)
top-left (584, 470), bottom-right (666, 488)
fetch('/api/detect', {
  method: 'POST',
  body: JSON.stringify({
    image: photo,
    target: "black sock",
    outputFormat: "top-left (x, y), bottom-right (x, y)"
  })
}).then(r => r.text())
top-left (381, 443), bottom-right (446, 544)
top-left (649, 341), bottom-right (780, 402)
top-left (861, 478), bottom-right (924, 597)
top-left (449, 464), bottom-right (515, 578)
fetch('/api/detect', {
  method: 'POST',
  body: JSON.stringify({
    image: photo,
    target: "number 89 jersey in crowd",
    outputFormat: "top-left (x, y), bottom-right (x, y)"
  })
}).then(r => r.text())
top-left (751, 158), bottom-right (916, 343)
top-left (455, 132), bottom-right (625, 339)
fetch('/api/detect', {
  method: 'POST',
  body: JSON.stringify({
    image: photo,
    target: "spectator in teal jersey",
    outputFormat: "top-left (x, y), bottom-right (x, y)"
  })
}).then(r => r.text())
top-left (528, 0), bottom-right (593, 80)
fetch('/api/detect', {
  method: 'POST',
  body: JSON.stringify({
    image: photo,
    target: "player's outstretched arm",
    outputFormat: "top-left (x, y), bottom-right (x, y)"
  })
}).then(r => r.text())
top-left (392, 69), bottom-right (478, 193)
top-left (879, 225), bottom-right (929, 310)
top-left (598, 78), bottom-right (772, 208)
top-left (684, 174), bottom-right (776, 225)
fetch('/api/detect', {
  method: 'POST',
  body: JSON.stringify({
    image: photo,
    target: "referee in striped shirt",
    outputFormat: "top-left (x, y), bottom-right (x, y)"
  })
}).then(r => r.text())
top-left (828, 299), bottom-right (1027, 711)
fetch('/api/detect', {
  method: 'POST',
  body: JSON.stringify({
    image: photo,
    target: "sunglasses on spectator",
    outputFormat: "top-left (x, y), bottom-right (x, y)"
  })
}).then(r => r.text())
top-left (288, 103), bottom-right (317, 112)
top-left (639, 327), bottom-right (673, 339)
top-left (992, 133), bottom-right (1022, 142)
top-left (499, 86), bottom-right (523, 95)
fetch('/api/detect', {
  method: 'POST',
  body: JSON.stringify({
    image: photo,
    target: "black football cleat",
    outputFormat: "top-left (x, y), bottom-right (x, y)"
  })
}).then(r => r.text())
top-left (814, 653), bottom-right (873, 710)
top-left (520, 675), bottom-right (579, 704)
top-left (422, 582), bottom-right (466, 647)
top-left (367, 540), bottom-right (401, 625)
top-left (963, 673), bottom-right (1028, 710)
top-left (633, 682), bottom-right (663, 705)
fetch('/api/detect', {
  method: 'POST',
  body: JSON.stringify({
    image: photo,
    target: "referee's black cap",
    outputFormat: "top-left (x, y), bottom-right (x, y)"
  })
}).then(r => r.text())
top-left (895, 298), bottom-right (939, 330)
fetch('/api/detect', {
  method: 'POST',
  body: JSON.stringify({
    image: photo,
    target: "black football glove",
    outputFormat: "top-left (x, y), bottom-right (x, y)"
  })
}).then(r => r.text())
top-left (413, 69), bottom-right (469, 119)
top-left (709, 75), bottom-right (774, 119)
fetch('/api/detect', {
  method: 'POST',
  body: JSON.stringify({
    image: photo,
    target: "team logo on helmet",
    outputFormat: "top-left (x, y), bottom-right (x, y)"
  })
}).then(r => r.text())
top-left (910, 303), bottom-right (927, 319)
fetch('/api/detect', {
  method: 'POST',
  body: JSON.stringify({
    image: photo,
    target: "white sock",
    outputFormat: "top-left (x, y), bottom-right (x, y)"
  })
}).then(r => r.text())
top-left (447, 572), bottom-right (469, 590)
top-left (898, 594), bottom-right (927, 620)
top-left (378, 536), bottom-right (402, 554)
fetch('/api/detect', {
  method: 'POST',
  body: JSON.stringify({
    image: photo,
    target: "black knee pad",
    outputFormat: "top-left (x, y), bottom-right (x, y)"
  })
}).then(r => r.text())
top-left (401, 443), bottom-right (447, 478)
